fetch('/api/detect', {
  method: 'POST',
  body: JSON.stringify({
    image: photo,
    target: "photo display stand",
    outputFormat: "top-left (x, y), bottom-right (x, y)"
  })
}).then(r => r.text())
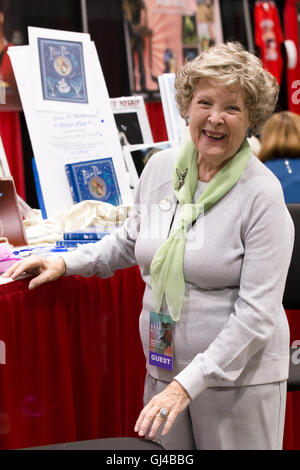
top-left (123, 141), bottom-right (172, 198)
top-left (158, 73), bottom-right (185, 146)
top-left (8, 27), bottom-right (132, 219)
top-left (110, 96), bottom-right (153, 146)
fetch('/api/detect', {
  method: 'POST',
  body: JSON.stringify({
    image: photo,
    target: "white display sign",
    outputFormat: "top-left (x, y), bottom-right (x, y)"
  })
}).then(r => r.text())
top-left (9, 29), bottom-right (133, 218)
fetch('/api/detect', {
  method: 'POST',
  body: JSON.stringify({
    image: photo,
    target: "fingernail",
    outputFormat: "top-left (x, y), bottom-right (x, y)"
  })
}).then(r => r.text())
top-left (134, 426), bottom-right (138, 432)
top-left (138, 430), bottom-right (144, 436)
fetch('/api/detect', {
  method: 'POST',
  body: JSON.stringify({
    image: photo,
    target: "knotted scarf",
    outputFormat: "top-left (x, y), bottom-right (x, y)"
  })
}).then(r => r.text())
top-left (150, 137), bottom-right (252, 321)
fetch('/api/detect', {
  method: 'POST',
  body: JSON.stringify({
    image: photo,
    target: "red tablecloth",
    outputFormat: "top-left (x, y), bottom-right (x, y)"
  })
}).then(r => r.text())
top-left (0, 267), bottom-right (146, 449)
top-left (0, 268), bottom-right (299, 449)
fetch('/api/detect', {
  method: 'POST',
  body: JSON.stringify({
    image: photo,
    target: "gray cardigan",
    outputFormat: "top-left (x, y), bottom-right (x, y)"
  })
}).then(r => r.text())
top-left (60, 148), bottom-right (294, 400)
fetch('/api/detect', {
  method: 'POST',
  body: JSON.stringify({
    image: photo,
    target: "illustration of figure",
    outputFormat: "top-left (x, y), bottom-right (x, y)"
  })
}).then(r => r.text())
top-left (90, 177), bottom-right (106, 198)
top-left (123, 0), bottom-right (153, 91)
top-left (160, 322), bottom-right (173, 356)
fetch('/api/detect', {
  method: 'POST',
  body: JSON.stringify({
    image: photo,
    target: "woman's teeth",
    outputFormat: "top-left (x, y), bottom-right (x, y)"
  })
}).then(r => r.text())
top-left (203, 130), bottom-right (226, 140)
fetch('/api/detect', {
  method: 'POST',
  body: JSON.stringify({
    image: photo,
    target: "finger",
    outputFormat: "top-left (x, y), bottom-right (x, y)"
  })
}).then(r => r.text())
top-left (135, 405), bottom-right (159, 436)
top-left (134, 397), bottom-right (157, 431)
top-left (28, 272), bottom-right (49, 290)
top-left (2, 260), bottom-right (34, 279)
top-left (161, 407), bottom-right (179, 436)
top-left (148, 412), bottom-right (167, 439)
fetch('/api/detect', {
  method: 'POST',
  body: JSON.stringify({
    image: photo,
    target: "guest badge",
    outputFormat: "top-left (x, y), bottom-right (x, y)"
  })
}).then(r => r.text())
top-left (149, 311), bottom-right (174, 370)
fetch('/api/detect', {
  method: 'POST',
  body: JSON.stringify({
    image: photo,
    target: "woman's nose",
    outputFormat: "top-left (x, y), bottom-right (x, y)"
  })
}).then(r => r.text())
top-left (208, 109), bottom-right (224, 125)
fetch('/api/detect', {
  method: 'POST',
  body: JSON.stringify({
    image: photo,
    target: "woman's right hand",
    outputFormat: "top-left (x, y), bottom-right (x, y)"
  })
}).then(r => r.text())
top-left (1, 255), bottom-right (66, 290)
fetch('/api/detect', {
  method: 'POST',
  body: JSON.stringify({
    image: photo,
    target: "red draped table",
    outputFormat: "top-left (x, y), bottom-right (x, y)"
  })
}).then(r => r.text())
top-left (0, 267), bottom-right (146, 449)
top-left (0, 267), bottom-right (299, 450)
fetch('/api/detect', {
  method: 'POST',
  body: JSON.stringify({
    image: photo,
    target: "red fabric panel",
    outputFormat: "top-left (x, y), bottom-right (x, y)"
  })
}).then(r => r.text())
top-left (0, 271), bottom-right (300, 449)
top-left (145, 101), bottom-right (168, 142)
top-left (283, 309), bottom-right (300, 450)
top-left (0, 267), bottom-right (146, 449)
top-left (0, 111), bottom-right (26, 199)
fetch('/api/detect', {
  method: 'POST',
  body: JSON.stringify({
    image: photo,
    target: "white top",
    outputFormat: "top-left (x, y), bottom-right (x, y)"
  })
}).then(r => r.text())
top-left (60, 148), bottom-right (294, 400)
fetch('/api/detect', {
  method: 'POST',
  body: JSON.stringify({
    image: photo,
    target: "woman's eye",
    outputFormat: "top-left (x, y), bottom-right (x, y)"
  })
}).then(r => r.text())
top-left (198, 100), bottom-right (210, 105)
top-left (227, 106), bottom-right (240, 112)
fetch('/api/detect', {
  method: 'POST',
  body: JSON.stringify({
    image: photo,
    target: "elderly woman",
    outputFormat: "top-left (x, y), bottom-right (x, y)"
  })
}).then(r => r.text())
top-left (2, 42), bottom-right (294, 450)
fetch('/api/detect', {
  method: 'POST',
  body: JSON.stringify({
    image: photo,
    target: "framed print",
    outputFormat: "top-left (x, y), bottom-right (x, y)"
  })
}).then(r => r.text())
top-left (122, 0), bottom-right (223, 98)
top-left (28, 27), bottom-right (96, 114)
top-left (110, 96), bottom-right (153, 146)
top-left (38, 38), bottom-right (88, 104)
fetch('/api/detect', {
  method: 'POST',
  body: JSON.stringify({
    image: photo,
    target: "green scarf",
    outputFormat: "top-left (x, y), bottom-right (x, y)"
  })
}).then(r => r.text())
top-left (149, 137), bottom-right (251, 321)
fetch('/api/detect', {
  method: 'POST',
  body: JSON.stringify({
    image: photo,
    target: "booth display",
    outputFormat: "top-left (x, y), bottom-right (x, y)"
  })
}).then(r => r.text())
top-left (8, 27), bottom-right (132, 219)
top-left (1, 0), bottom-right (300, 452)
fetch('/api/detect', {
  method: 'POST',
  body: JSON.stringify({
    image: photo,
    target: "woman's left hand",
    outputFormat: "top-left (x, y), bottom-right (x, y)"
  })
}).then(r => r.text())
top-left (134, 380), bottom-right (191, 439)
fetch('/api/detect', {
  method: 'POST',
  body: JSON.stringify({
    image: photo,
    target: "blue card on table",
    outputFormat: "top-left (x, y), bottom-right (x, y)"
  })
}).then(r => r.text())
top-left (65, 157), bottom-right (122, 206)
top-left (38, 38), bottom-right (88, 104)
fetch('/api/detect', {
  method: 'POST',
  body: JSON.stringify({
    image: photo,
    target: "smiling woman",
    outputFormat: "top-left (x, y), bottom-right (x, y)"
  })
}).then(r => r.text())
top-left (2, 42), bottom-right (294, 451)
top-left (186, 78), bottom-right (250, 181)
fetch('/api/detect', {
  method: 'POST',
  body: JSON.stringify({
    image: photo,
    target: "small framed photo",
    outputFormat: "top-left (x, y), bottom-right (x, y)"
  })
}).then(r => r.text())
top-left (122, 141), bottom-right (172, 196)
top-left (110, 96), bottom-right (153, 146)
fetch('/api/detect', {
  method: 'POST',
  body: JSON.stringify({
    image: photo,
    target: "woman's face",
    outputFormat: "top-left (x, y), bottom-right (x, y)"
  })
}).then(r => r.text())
top-left (187, 78), bottom-right (251, 169)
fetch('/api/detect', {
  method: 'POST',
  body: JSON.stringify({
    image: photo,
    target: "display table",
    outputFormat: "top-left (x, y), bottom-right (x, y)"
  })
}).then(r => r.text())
top-left (0, 267), bottom-right (146, 449)
top-left (0, 267), bottom-right (299, 450)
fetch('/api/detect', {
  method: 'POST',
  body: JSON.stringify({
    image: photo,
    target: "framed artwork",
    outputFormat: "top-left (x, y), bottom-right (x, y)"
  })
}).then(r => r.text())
top-left (37, 38), bottom-right (88, 104)
top-left (110, 95), bottom-right (153, 146)
top-left (122, 0), bottom-right (223, 98)
top-left (28, 26), bottom-right (96, 114)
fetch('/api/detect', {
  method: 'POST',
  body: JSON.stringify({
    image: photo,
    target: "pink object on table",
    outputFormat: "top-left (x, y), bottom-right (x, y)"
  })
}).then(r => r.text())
top-left (0, 244), bottom-right (21, 273)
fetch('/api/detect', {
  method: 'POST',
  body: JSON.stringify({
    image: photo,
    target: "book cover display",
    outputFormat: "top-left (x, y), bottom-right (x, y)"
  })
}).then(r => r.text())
top-left (28, 26), bottom-right (96, 115)
top-left (8, 28), bottom-right (132, 218)
top-left (65, 158), bottom-right (122, 206)
top-left (38, 38), bottom-right (88, 104)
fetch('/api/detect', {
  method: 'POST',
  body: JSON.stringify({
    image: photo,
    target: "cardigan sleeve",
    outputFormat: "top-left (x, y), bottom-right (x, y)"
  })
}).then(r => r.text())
top-left (174, 177), bottom-right (294, 400)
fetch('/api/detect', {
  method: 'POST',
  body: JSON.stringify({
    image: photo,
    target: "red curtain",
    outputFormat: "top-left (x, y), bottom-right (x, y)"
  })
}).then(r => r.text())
top-left (0, 271), bottom-right (300, 449)
top-left (0, 267), bottom-right (146, 449)
top-left (145, 101), bottom-right (168, 142)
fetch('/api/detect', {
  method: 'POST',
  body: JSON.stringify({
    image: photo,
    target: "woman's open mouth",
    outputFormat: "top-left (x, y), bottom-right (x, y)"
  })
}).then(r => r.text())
top-left (202, 130), bottom-right (226, 140)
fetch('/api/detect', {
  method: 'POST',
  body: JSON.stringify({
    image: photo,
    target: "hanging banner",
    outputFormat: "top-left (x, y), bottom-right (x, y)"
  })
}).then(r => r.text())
top-left (254, 0), bottom-right (284, 85)
top-left (122, 0), bottom-right (223, 97)
top-left (284, 0), bottom-right (300, 114)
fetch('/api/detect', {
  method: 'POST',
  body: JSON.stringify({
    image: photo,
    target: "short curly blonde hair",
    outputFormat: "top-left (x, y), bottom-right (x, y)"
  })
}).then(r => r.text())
top-left (174, 42), bottom-right (279, 135)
